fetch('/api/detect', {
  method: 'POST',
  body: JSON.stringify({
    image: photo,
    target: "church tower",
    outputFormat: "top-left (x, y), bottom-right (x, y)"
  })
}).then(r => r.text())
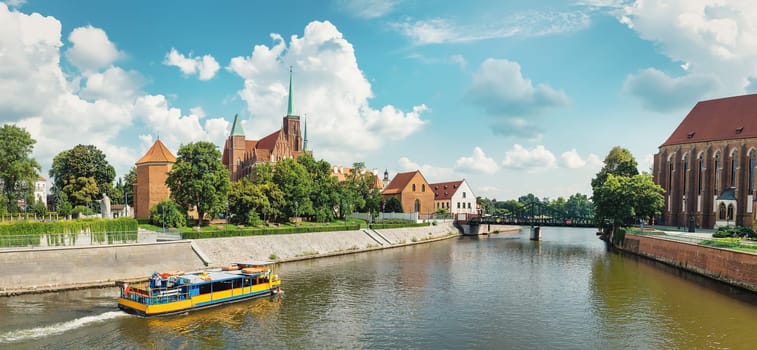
top-left (225, 114), bottom-right (247, 181)
top-left (282, 66), bottom-right (303, 152)
top-left (134, 139), bottom-right (176, 219)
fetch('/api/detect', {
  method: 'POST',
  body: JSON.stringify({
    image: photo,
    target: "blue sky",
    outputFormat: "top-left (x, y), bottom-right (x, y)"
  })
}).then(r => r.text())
top-left (2, 0), bottom-right (755, 201)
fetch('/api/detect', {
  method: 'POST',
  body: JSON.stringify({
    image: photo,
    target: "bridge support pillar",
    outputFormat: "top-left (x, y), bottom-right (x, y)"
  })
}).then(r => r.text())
top-left (530, 226), bottom-right (541, 241)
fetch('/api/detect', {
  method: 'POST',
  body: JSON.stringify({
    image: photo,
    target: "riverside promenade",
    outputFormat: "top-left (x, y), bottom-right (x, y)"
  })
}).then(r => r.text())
top-left (0, 223), bottom-right (460, 296)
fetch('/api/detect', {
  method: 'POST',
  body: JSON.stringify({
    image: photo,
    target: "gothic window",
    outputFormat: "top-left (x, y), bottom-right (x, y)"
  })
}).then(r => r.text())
top-left (698, 154), bottom-right (704, 195)
top-left (727, 204), bottom-right (734, 220)
top-left (715, 153), bottom-right (721, 194)
top-left (668, 162), bottom-right (674, 192)
top-left (750, 150), bottom-right (756, 193)
top-left (682, 156), bottom-right (688, 194)
top-left (731, 151), bottom-right (738, 187)
top-left (719, 203), bottom-right (726, 220)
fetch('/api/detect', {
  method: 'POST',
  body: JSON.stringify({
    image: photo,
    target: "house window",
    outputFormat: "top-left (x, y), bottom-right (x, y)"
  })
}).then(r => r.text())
top-left (462, 192), bottom-right (466, 198)
top-left (468, 203), bottom-right (471, 209)
top-left (414, 199), bottom-right (420, 213)
top-left (422, 184), bottom-right (425, 192)
top-left (412, 184), bottom-right (416, 192)
top-left (457, 203), bottom-right (460, 209)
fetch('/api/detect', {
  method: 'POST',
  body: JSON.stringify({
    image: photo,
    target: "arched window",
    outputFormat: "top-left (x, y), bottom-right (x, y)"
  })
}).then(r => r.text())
top-left (749, 150), bottom-right (756, 193)
top-left (668, 162), bottom-right (674, 192)
top-left (731, 151), bottom-right (738, 187)
top-left (719, 203), bottom-right (726, 220)
top-left (727, 204), bottom-right (734, 220)
top-left (698, 154), bottom-right (704, 195)
top-left (714, 153), bottom-right (721, 194)
top-left (682, 155), bottom-right (688, 194)
top-left (414, 199), bottom-right (420, 213)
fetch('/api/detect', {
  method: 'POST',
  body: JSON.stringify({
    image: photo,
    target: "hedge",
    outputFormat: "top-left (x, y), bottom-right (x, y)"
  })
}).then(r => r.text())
top-left (369, 222), bottom-right (431, 229)
top-left (181, 224), bottom-right (361, 239)
top-left (0, 218), bottom-right (138, 247)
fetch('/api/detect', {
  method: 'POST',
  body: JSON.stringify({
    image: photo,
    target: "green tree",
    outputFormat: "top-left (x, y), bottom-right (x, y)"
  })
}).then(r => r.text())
top-left (49, 144), bottom-right (115, 207)
top-left (166, 141), bottom-right (230, 226)
top-left (477, 197), bottom-right (494, 215)
top-left (383, 197), bottom-right (403, 213)
top-left (518, 193), bottom-right (541, 205)
top-left (149, 200), bottom-right (186, 229)
top-left (272, 158), bottom-right (313, 220)
top-left (496, 199), bottom-right (524, 215)
top-left (590, 146), bottom-right (639, 190)
top-left (229, 178), bottom-right (270, 225)
top-left (0, 124), bottom-right (41, 213)
top-left (298, 154), bottom-right (338, 222)
top-left (549, 197), bottom-right (567, 213)
top-left (32, 197), bottom-right (47, 217)
top-left (565, 193), bottom-right (593, 217)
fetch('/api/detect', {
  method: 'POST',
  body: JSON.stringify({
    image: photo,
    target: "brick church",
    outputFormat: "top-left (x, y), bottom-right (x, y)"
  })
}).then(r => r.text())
top-left (222, 69), bottom-right (308, 181)
top-left (653, 94), bottom-right (757, 229)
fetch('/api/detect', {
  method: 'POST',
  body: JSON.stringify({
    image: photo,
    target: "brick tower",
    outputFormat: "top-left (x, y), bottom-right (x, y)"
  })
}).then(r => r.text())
top-left (134, 139), bottom-right (176, 219)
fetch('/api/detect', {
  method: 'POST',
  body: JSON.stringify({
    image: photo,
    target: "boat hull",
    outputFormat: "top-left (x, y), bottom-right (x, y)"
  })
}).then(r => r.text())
top-left (118, 285), bottom-right (280, 317)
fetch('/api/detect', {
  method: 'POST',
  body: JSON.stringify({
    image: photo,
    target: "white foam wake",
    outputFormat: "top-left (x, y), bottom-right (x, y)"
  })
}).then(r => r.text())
top-left (0, 311), bottom-right (128, 343)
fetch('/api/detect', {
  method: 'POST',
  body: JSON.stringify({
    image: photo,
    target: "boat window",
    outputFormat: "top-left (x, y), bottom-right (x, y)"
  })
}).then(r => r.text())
top-left (199, 283), bottom-right (212, 295)
top-left (211, 280), bottom-right (234, 292)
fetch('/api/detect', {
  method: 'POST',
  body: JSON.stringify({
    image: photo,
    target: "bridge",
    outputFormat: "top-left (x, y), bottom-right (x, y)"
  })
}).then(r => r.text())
top-left (467, 201), bottom-right (595, 228)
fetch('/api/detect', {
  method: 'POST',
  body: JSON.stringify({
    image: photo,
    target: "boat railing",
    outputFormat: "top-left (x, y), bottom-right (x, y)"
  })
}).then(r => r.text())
top-left (122, 285), bottom-right (190, 305)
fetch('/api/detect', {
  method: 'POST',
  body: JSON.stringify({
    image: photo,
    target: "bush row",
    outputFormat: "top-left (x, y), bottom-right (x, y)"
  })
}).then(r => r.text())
top-left (0, 218), bottom-right (138, 247)
top-left (713, 226), bottom-right (757, 239)
top-left (369, 222), bottom-right (431, 229)
top-left (181, 224), bottom-right (361, 239)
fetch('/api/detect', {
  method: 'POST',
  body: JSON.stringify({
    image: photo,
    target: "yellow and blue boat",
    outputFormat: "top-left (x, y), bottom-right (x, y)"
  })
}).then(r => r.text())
top-left (117, 261), bottom-right (281, 317)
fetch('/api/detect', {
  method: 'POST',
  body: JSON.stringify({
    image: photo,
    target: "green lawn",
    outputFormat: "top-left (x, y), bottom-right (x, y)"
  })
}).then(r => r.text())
top-left (139, 218), bottom-right (369, 234)
top-left (700, 238), bottom-right (757, 254)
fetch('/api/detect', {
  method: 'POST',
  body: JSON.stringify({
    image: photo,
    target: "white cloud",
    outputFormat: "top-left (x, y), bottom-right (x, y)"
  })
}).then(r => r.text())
top-left (66, 25), bottom-right (122, 72)
top-left (163, 48), bottom-right (220, 80)
top-left (467, 58), bottom-right (568, 140)
top-left (501, 144), bottom-right (557, 171)
top-left (397, 157), bottom-right (455, 182)
top-left (339, 0), bottom-right (398, 18)
top-left (561, 149), bottom-right (602, 170)
top-left (392, 10), bottom-right (590, 45)
top-left (596, 1), bottom-right (757, 104)
top-left (623, 68), bottom-right (718, 112)
top-left (190, 106), bottom-right (206, 119)
top-left (0, 5), bottom-right (228, 179)
top-left (455, 147), bottom-right (499, 175)
top-left (3, 0), bottom-right (26, 7)
top-left (227, 21), bottom-right (428, 164)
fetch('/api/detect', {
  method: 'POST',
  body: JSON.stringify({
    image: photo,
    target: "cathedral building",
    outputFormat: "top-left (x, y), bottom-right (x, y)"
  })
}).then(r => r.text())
top-left (222, 69), bottom-right (308, 181)
top-left (653, 94), bottom-right (757, 229)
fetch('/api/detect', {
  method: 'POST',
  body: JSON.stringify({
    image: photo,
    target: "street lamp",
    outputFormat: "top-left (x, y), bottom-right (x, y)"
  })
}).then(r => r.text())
top-left (162, 203), bottom-right (166, 232)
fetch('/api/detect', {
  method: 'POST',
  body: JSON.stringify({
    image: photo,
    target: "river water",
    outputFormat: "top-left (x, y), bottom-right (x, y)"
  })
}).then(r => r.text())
top-left (1, 227), bottom-right (756, 349)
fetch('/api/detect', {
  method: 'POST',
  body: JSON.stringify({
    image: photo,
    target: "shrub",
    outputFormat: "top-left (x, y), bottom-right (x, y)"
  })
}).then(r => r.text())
top-left (713, 226), bottom-right (757, 239)
top-left (149, 200), bottom-right (186, 228)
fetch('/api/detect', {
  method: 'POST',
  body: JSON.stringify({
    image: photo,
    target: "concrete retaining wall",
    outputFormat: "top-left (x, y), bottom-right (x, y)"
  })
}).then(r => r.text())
top-left (0, 241), bottom-right (205, 295)
top-left (0, 223), bottom-right (458, 296)
top-left (621, 234), bottom-right (757, 292)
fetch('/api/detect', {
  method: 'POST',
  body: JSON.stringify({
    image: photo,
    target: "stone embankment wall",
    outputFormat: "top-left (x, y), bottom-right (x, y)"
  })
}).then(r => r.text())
top-left (0, 241), bottom-right (204, 295)
top-left (0, 223), bottom-right (458, 296)
top-left (477, 224), bottom-right (521, 234)
top-left (193, 222), bottom-right (458, 265)
top-left (621, 234), bottom-right (757, 292)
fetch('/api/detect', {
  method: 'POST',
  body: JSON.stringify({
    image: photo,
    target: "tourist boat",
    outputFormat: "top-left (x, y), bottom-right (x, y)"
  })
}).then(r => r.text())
top-left (117, 261), bottom-right (281, 317)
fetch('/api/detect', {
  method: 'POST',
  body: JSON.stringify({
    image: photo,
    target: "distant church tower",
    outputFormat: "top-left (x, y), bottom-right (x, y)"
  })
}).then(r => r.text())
top-left (134, 139), bottom-right (176, 219)
top-left (226, 114), bottom-right (247, 181)
top-left (282, 66), bottom-right (302, 152)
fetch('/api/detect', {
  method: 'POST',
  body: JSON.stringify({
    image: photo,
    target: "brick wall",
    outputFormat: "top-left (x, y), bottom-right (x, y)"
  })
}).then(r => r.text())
top-left (622, 234), bottom-right (757, 292)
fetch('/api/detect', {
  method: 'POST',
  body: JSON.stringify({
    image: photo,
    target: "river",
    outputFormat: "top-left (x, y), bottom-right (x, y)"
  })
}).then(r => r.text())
top-left (1, 227), bottom-right (756, 349)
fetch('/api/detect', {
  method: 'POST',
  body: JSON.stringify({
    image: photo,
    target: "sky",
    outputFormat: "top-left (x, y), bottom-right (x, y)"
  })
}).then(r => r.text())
top-left (2, 0), bottom-right (756, 202)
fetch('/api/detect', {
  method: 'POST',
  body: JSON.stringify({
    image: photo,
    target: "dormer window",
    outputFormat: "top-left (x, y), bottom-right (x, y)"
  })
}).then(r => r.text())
top-left (736, 127), bottom-right (744, 134)
top-left (687, 132), bottom-right (695, 139)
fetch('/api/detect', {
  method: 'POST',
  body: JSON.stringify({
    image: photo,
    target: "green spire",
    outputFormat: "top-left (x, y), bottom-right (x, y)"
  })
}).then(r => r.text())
top-left (230, 113), bottom-right (245, 136)
top-left (287, 66), bottom-right (294, 116)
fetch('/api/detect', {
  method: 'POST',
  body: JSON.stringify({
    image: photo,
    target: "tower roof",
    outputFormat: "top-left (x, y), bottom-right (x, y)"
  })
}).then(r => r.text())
top-left (136, 139), bottom-right (176, 165)
top-left (230, 114), bottom-right (245, 136)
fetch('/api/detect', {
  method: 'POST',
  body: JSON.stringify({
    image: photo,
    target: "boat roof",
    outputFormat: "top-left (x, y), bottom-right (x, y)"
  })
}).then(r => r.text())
top-left (235, 260), bottom-right (276, 266)
top-left (179, 269), bottom-right (268, 285)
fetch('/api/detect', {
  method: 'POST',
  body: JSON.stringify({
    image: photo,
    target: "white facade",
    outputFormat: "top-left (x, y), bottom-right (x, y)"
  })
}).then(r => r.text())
top-left (34, 177), bottom-right (47, 207)
top-left (451, 180), bottom-right (477, 215)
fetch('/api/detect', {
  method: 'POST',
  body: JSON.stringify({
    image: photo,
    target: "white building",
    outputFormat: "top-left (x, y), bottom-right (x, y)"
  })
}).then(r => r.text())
top-left (34, 176), bottom-right (47, 207)
top-left (430, 179), bottom-right (477, 215)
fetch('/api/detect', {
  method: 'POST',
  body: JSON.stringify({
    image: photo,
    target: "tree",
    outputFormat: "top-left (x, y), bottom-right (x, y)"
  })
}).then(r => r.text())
top-left (592, 146), bottom-right (663, 242)
top-left (149, 200), bottom-right (186, 229)
top-left (518, 193), bottom-right (541, 205)
top-left (591, 146), bottom-right (639, 190)
top-left (0, 124), bottom-right (41, 213)
top-left (298, 154), bottom-right (338, 222)
top-left (49, 144), bottom-right (115, 207)
top-left (549, 197), bottom-right (567, 213)
top-left (112, 167), bottom-right (136, 206)
top-left (565, 193), bottom-right (593, 217)
top-left (166, 142), bottom-right (230, 226)
top-left (229, 178), bottom-right (271, 225)
top-left (383, 197), bottom-right (403, 213)
top-left (477, 197), bottom-right (494, 215)
top-left (272, 158), bottom-right (313, 220)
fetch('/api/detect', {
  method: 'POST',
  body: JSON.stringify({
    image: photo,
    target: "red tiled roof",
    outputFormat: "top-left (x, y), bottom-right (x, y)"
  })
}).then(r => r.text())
top-left (662, 94), bottom-right (757, 147)
top-left (382, 171), bottom-right (420, 195)
top-left (257, 130), bottom-right (280, 151)
top-left (429, 180), bottom-right (463, 200)
top-left (136, 139), bottom-right (176, 165)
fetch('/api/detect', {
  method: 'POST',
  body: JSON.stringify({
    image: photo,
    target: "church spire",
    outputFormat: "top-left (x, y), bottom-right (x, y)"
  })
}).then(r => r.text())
top-left (230, 113), bottom-right (245, 136)
top-left (287, 66), bottom-right (294, 117)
